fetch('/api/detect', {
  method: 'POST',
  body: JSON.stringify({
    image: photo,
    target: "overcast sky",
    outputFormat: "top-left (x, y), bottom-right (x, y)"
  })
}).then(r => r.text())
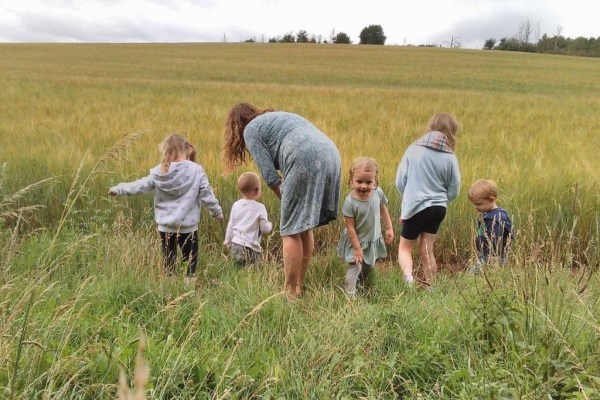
top-left (0, 0), bottom-right (597, 48)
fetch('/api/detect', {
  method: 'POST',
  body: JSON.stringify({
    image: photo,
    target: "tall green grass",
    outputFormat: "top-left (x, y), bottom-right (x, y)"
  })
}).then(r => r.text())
top-left (1, 43), bottom-right (599, 398)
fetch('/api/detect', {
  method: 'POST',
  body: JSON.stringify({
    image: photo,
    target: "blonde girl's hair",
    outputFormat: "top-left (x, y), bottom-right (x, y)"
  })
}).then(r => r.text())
top-left (428, 112), bottom-right (458, 150)
top-left (348, 157), bottom-right (379, 187)
top-left (159, 133), bottom-right (190, 174)
top-left (222, 102), bottom-right (274, 174)
top-left (237, 171), bottom-right (261, 195)
top-left (468, 179), bottom-right (499, 201)
top-left (186, 142), bottom-right (197, 163)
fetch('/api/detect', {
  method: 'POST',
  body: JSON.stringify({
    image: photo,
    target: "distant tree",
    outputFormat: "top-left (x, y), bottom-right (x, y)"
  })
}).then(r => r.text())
top-left (483, 38), bottom-right (496, 50)
top-left (296, 30), bottom-right (309, 43)
top-left (280, 33), bottom-right (295, 43)
top-left (517, 18), bottom-right (532, 44)
top-left (555, 25), bottom-right (563, 50)
top-left (333, 32), bottom-right (352, 44)
top-left (244, 38), bottom-right (255, 43)
top-left (495, 36), bottom-right (520, 51)
top-left (268, 37), bottom-right (278, 43)
top-left (534, 21), bottom-right (541, 43)
top-left (329, 29), bottom-right (336, 44)
top-left (444, 35), bottom-right (461, 48)
top-left (359, 24), bottom-right (386, 45)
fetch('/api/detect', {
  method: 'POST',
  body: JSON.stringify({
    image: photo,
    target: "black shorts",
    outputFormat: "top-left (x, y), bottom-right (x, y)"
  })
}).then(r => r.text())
top-left (401, 206), bottom-right (447, 240)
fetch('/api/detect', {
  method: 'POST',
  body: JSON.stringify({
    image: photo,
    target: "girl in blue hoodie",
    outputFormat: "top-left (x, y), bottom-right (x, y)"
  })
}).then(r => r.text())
top-left (109, 134), bottom-right (223, 277)
top-left (395, 113), bottom-right (461, 288)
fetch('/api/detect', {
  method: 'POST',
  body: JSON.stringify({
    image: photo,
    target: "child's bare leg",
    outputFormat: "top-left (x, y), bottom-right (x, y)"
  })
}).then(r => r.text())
top-left (419, 233), bottom-right (438, 284)
top-left (296, 230), bottom-right (314, 296)
top-left (282, 234), bottom-right (303, 300)
top-left (398, 237), bottom-right (417, 283)
top-left (344, 263), bottom-right (361, 294)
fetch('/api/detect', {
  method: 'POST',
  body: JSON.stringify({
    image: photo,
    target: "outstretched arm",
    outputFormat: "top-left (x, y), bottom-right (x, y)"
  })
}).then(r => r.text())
top-left (108, 176), bottom-right (155, 196)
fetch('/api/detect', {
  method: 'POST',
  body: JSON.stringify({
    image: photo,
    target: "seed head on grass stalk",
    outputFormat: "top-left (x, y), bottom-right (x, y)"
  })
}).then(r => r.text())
top-left (118, 332), bottom-right (150, 400)
top-left (0, 163), bottom-right (55, 227)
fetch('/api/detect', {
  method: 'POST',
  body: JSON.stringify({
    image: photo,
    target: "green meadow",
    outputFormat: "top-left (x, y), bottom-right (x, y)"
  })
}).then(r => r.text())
top-left (1, 43), bottom-right (599, 398)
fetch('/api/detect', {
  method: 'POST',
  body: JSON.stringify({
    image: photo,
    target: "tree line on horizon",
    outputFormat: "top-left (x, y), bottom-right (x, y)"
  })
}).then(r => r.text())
top-left (484, 20), bottom-right (600, 58)
top-left (484, 34), bottom-right (600, 58)
top-left (240, 19), bottom-right (598, 58)
top-left (243, 24), bottom-right (386, 45)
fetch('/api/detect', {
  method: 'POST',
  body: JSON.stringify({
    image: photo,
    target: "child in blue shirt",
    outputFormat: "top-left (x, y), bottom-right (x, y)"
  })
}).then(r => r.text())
top-left (467, 179), bottom-right (513, 274)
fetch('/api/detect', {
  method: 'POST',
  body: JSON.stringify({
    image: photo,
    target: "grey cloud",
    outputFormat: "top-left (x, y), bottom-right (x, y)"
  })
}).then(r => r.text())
top-left (431, 6), bottom-right (561, 48)
top-left (1, 9), bottom-right (228, 42)
top-left (0, 0), bottom-right (223, 42)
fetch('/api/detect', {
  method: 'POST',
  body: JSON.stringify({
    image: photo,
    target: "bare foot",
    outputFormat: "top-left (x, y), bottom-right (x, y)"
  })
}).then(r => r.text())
top-left (286, 290), bottom-right (298, 303)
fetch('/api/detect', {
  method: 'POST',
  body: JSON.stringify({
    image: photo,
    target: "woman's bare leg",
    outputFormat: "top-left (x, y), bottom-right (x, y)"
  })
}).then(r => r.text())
top-left (282, 234), bottom-right (303, 299)
top-left (296, 230), bottom-right (314, 296)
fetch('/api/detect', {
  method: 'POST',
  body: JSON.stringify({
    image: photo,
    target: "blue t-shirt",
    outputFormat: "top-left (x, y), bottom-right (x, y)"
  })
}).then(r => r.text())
top-left (476, 207), bottom-right (513, 263)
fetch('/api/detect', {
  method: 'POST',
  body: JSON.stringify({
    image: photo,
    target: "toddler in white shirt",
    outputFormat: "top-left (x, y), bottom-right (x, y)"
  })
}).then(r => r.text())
top-left (224, 172), bottom-right (273, 267)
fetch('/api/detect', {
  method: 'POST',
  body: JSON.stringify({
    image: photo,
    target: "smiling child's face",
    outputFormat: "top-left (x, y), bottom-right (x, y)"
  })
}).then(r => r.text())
top-left (351, 169), bottom-right (377, 200)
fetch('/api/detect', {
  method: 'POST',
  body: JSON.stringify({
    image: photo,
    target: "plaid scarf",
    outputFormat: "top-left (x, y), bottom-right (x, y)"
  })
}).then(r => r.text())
top-left (414, 131), bottom-right (454, 153)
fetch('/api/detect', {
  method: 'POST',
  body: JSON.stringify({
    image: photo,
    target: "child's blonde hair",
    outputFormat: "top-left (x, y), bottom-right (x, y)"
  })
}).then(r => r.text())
top-left (237, 171), bottom-right (261, 195)
top-left (468, 179), bottom-right (499, 201)
top-left (428, 113), bottom-right (458, 150)
top-left (186, 142), bottom-right (197, 163)
top-left (348, 157), bottom-right (379, 187)
top-left (159, 133), bottom-right (191, 174)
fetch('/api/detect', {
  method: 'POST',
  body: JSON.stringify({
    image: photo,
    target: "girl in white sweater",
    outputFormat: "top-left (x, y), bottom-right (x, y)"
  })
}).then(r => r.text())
top-left (224, 172), bottom-right (272, 267)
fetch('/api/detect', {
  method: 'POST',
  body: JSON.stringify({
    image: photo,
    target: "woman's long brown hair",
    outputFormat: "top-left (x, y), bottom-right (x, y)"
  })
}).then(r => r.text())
top-left (222, 102), bottom-right (273, 173)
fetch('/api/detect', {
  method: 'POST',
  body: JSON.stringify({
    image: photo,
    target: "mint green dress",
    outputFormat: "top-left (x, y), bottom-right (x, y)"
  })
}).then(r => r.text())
top-left (337, 187), bottom-right (389, 265)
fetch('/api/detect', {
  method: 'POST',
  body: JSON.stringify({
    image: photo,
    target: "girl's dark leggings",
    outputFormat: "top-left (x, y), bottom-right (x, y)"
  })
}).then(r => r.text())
top-left (159, 231), bottom-right (198, 276)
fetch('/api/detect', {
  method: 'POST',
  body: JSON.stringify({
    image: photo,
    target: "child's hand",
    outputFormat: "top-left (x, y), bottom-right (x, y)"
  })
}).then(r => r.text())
top-left (353, 249), bottom-right (364, 265)
top-left (108, 189), bottom-right (117, 196)
top-left (223, 240), bottom-right (230, 247)
top-left (215, 214), bottom-right (224, 223)
top-left (385, 228), bottom-right (394, 244)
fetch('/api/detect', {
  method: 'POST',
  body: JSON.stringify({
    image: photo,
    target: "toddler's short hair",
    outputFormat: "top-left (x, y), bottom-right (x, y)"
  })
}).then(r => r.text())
top-left (468, 179), bottom-right (499, 201)
top-left (237, 171), bottom-right (261, 195)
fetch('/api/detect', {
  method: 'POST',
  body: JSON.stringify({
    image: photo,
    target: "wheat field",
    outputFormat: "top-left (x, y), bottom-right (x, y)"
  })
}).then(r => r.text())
top-left (1, 43), bottom-right (599, 398)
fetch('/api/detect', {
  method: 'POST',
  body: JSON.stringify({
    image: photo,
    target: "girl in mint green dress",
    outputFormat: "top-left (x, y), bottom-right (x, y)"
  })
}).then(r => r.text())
top-left (337, 157), bottom-right (394, 295)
